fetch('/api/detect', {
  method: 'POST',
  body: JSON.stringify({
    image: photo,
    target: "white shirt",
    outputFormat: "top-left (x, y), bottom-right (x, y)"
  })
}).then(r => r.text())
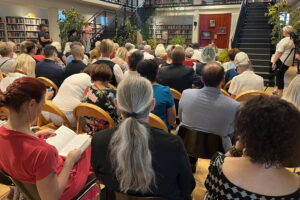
top-left (100, 57), bottom-right (124, 83)
top-left (229, 70), bottom-right (264, 96)
top-left (124, 70), bottom-right (140, 79)
top-left (276, 37), bottom-right (295, 66)
top-left (143, 52), bottom-right (154, 60)
top-left (0, 57), bottom-right (15, 73)
top-left (0, 72), bottom-right (26, 92)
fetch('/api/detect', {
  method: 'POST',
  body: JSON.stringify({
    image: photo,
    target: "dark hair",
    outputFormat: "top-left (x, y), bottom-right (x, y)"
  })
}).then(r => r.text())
top-left (20, 40), bottom-right (36, 54)
top-left (90, 64), bottom-right (112, 82)
top-left (235, 96), bottom-right (300, 167)
top-left (36, 44), bottom-right (44, 55)
top-left (137, 60), bottom-right (158, 82)
top-left (68, 29), bottom-right (78, 37)
top-left (171, 46), bottom-right (185, 64)
top-left (39, 24), bottom-right (47, 30)
top-left (202, 62), bottom-right (224, 87)
top-left (228, 48), bottom-right (240, 61)
top-left (129, 50), bottom-right (144, 71)
top-left (44, 45), bottom-right (58, 57)
top-left (0, 77), bottom-right (46, 112)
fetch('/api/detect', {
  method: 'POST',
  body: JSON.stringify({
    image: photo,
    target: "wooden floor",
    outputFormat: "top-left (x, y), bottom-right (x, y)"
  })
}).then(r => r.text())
top-left (0, 66), bottom-right (298, 200)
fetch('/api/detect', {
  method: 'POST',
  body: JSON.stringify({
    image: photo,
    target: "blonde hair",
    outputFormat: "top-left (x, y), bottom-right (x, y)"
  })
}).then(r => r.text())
top-left (283, 75), bottom-right (300, 110)
top-left (90, 48), bottom-right (101, 60)
top-left (0, 42), bottom-right (13, 57)
top-left (116, 47), bottom-right (128, 61)
top-left (191, 50), bottom-right (202, 62)
top-left (109, 76), bottom-right (155, 193)
top-left (71, 45), bottom-right (84, 58)
top-left (282, 25), bottom-right (295, 35)
top-left (100, 39), bottom-right (114, 55)
top-left (155, 44), bottom-right (166, 58)
top-left (114, 43), bottom-right (120, 51)
top-left (12, 54), bottom-right (36, 77)
top-left (95, 41), bottom-right (101, 48)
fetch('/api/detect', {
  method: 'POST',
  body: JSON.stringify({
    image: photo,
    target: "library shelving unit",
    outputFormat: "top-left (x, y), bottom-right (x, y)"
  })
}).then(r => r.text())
top-left (149, 24), bottom-right (193, 45)
top-left (6, 16), bottom-right (49, 49)
top-left (0, 17), bottom-right (5, 41)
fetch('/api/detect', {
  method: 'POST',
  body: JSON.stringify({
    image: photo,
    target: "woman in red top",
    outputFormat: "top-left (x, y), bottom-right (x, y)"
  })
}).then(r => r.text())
top-left (0, 77), bottom-right (92, 200)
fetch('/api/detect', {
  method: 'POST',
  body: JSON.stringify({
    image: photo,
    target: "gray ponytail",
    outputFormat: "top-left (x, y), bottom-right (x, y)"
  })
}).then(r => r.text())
top-left (109, 76), bottom-right (155, 193)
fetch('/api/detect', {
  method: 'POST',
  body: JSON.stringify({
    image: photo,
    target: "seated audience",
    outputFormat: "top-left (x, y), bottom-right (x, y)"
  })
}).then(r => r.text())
top-left (20, 40), bottom-right (38, 62)
top-left (283, 75), bottom-right (300, 110)
top-left (82, 64), bottom-right (119, 135)
top-left (157, 45), bottom-right (201, 93)
top-left (191, 49), bottom-right (202, 63)
top-left (224, 48), bottom-right (240, 83)
top-left (91, 75), bottom-right (195, 200)
top-left (125, 42), bottom-right (135, 52)
top-left (137, 60), bottom-right (176, 130)
top-left (143, 45), bottom-right (154, 60)
top-left (179, 62), bottom-right (240, 171)
top-left (154, 44), bottom-right (167, 67)
top-left (0, 54), bottom-right (36, 92)
top-left (205, 96), bottom-right (300, 199)
top-left (66, 42), bottom-right (88, 65)
top-left (43, 72), bottom-right (92, 128)
top-left (161, 45), bottom-right (175, 67)
top-left (65, 44), bottom-right (86, 78)
top-left (183, 47), bottom-right (197, 67)
top-left (94, 39), bottom-right (124, 86)
top-left (0, 77), bottom-right (94, 200)
top-left (0, 42), bottom-right (15, 73)
top-left (112, 47), bottom-right (129, 72)
top-left (124, 50), bottom-right (144, 78)
top-left (229, 52), bottom-right (264, 98)
top-left (89, 48), bottom-right (101, 64)
top-left (194, 47), bottom-right (216, 76)
top-left (32, 44), bottom-right (46, 62)
top-left (110, 43), bottom-right (119, 59)
top-left (51, 41), bottom-right (66, 63)
top-left (63, 42), bottom-right (72, 57)
top-left (36, 45), bottom-right (65, 87)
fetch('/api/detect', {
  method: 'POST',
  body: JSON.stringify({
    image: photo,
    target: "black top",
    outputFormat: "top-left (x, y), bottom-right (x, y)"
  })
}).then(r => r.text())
top-left (91, 126), bottom-right (195, 200)
top-left (38, 31), bottom-right (51, 47)
top-left (205, 152), bottom-right (300, 199)
top-left (35, 59), bottom-right (64, 87)
top-left (68, 35), bottom-right (81, 43)
top-left (157, 64), bottom-right (202, 93)
top-left (94, 59), bottom-right (117, 86)
top-left (64, 60), bottom-right (86, 79)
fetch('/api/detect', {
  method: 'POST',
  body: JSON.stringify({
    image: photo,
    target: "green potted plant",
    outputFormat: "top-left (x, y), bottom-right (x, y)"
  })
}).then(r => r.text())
top-left (170, 36), bottom-right (185, 45)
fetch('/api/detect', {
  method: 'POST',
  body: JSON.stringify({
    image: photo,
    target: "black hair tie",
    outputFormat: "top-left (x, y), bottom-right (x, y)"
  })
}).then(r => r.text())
top-left (128, 112), bottom-right (138, 118)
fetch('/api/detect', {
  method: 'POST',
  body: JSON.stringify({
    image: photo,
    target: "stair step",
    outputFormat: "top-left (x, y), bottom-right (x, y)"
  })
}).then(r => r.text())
top-left (251, 59), bottom-right (271, 66)
top-left (238, 43), bottom-right (272, 48)
top-left (239, 38), bottom-right (271, 43)
top-left (240, 32), bottom-right (271, 38)
top-left (252, 65), bottom-right (272, 73)
top-left (245, 21), bottom-right (269, 24)
top-left (248, 53), bottom-right (271, 60)
top-left (245, 19), bottom-right (269, 23)
top-left (239, 48), bottom-right (274, 54)
top-left (247, 7), bottom-right (267, 11)
top-left (241, 29), bottom-right (272, 34)
top-left (243, 25), bottom-right (272, 29)
top-left (255, 71), bottom-right (274, 79)
top-left (246, 13), bottom-right (267, 17)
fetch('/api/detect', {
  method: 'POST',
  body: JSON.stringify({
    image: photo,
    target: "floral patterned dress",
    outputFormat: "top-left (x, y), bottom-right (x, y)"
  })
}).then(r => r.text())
top-left (81, 86), bottom-right (119, 135)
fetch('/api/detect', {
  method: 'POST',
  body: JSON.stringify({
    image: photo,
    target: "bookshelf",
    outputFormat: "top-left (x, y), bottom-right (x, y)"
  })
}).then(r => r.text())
top-left (149, 24), bottom-right (193, 45)
top-left (0, 17), bottom-right (5, 41)
top-left (5, 16), bottom-right (49, 49)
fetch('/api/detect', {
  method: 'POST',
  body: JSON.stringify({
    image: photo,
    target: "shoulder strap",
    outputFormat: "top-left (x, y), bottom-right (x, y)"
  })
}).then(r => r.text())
top-left (0, 59), bottom-right (11, 68)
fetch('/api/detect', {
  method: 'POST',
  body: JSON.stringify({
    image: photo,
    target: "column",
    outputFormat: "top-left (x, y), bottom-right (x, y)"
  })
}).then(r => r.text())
top-left (48, 8), bottom-right (60, 42)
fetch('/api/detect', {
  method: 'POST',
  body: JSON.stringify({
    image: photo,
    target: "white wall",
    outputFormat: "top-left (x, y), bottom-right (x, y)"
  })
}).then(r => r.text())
top-left (153, 4), bottom-right (241, 48)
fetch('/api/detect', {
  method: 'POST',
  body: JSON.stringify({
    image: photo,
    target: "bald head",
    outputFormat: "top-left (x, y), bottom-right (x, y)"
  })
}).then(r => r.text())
top-left (202, 62), bottom-right (225, 88)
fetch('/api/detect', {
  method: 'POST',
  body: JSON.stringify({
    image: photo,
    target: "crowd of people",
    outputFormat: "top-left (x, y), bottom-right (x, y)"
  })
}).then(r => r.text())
top-left (0, 23), bottom-right (299, 200)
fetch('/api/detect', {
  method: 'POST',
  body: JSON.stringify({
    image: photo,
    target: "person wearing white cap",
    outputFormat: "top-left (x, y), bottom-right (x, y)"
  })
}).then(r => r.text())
top-left (229, 52), bottom-right (264, 98)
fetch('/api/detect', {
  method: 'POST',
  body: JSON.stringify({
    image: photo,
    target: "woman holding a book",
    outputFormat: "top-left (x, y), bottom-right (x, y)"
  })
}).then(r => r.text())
top-left (0, 77), bottom-right (96, 199)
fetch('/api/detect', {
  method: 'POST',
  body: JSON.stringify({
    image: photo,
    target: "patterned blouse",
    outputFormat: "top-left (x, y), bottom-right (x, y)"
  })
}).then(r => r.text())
top-left (205, 152), bottom-right (300, 200)
top-left (81, 86), bottom-right (119, 135)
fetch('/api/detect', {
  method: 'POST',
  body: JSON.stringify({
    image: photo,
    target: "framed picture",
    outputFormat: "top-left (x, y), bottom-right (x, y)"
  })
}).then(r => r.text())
top-left (217, 27), bottom-right (226, 34)
top-left (209, 19), bottom-right (216, 28)
top-left (162, 31), bottom-right (168, 40)
top-left (201, 31), bottom-right (211, 40)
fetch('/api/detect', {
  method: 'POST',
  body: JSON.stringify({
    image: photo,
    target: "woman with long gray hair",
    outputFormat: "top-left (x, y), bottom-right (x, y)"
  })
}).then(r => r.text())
top-left (91, 75), bottom-right (195, 199)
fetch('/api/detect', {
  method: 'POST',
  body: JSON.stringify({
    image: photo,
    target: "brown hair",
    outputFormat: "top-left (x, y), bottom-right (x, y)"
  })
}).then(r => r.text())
top-left (0, 42), bottom-right (13, 57)
top-left (171, 46), bottom-right (185, 64)
top-left (100, 39), bottom-right (114, 55)
top-left (90, 64), bottom-right (112, 82)
top-left (228, 48), bottom-right (240, 61)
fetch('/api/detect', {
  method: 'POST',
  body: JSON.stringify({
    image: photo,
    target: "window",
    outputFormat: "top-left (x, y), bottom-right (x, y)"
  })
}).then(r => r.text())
top-left (100, 16), bottom-right (108, 26)
top-left (58, 10), bottom-right (66, 22)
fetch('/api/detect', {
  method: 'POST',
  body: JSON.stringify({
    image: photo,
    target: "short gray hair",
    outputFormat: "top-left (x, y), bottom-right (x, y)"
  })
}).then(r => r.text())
top-left (144, 45), bottom-right (151, 53)
top-left (185, 47), bottom-right (194, 58)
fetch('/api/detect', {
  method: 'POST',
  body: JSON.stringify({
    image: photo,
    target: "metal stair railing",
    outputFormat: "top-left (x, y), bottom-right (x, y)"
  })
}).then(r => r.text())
top-left (231, 0), bottom-right (248, 48)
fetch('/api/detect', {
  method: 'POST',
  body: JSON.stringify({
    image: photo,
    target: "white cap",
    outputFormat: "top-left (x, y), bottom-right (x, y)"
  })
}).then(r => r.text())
top-left (234, 52), bottom-right (251, 66)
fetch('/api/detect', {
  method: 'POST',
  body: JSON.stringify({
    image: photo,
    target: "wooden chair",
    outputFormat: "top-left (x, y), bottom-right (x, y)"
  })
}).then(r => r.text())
top-left (223, 80), bottom-right (231, 91)
top-left (1, 170), bottom-right (97, 200)
top-left (170, 88), bottom-right (182, 101)
top-left (37, 77), bottom-right (59, 93)
top-left (73, 103), bottom-right (116, 133)
top-left (115, 191), bottom-right (166, 200)
top-left (0, 106), bottom-right (9, 120)
top-left (177, 126), bottom-right (224, 159)
top-left (37, 100), bottom-right (72, 130)
top-left (220, 89), bottom-right (230, 97)
top-left (148, 113), bottom-right (168, 133)
top-left (235, 90), bottom-right (269, 102)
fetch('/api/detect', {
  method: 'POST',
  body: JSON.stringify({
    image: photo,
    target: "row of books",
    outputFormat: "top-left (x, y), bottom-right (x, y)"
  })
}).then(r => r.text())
top-left (6, 17), bottom-right (24, 24)
top-left (24, 18), bottom-right (41, 25)
top-left (150, 25), bottom-right (192, 30)
top-left (7, 24), bottom-right (25, 31)
top-left (0, 32), bottom-right (4, 38)
top-left (25, 26), bottom-right (39, 31)
top-left (26, 32), bottom-right (38, 38)
top-left (151, 30), bottom-right (192, 34)
top-left (9, 38), bottom-right (25, 44)
top-left (7, 32), bottom-right (25, 38)
top-left (153, 34), bottom-right (192, 39)
top-left (0, 24), bottom-right (4, 30)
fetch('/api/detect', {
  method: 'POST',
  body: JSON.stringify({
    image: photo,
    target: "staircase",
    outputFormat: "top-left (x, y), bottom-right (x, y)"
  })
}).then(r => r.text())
top-left (233, 1), bottom-right (275, 86)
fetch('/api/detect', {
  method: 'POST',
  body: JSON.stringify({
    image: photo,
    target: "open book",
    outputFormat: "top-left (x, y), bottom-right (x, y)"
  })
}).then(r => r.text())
top-left (46, 126), bottom-right (91, 157)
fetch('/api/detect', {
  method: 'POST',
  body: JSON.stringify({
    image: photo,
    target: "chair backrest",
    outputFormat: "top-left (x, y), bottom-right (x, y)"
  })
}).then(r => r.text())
top-left (235, 90), bottom-right (269, 102)
top-left (115, 191), bottom-right (166, 200)
top-left (0, 106), bottom-right (9, 120)
top-left (37, 77), bottom-right (59, 93)
top-left (37, 100), bottom-right (72, 128)
top-left (220, 89), bottom-right (230, 97)
top-left (170, 88), bottom-right (182, 101)
top-left (73, 103), bottom-right (116, 133)
top-left (148, 113), bottom-right (168, 133)
top-left (223, 80), bottom-right (231, 91)
top-left (177, 126), bottom-right (224, 159)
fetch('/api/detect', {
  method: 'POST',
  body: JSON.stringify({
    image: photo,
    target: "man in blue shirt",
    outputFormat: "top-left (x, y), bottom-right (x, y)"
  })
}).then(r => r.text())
top-left (38, 24), bottom-right (52, 47)
top-left (36, 45), bottom-right (64, 87)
